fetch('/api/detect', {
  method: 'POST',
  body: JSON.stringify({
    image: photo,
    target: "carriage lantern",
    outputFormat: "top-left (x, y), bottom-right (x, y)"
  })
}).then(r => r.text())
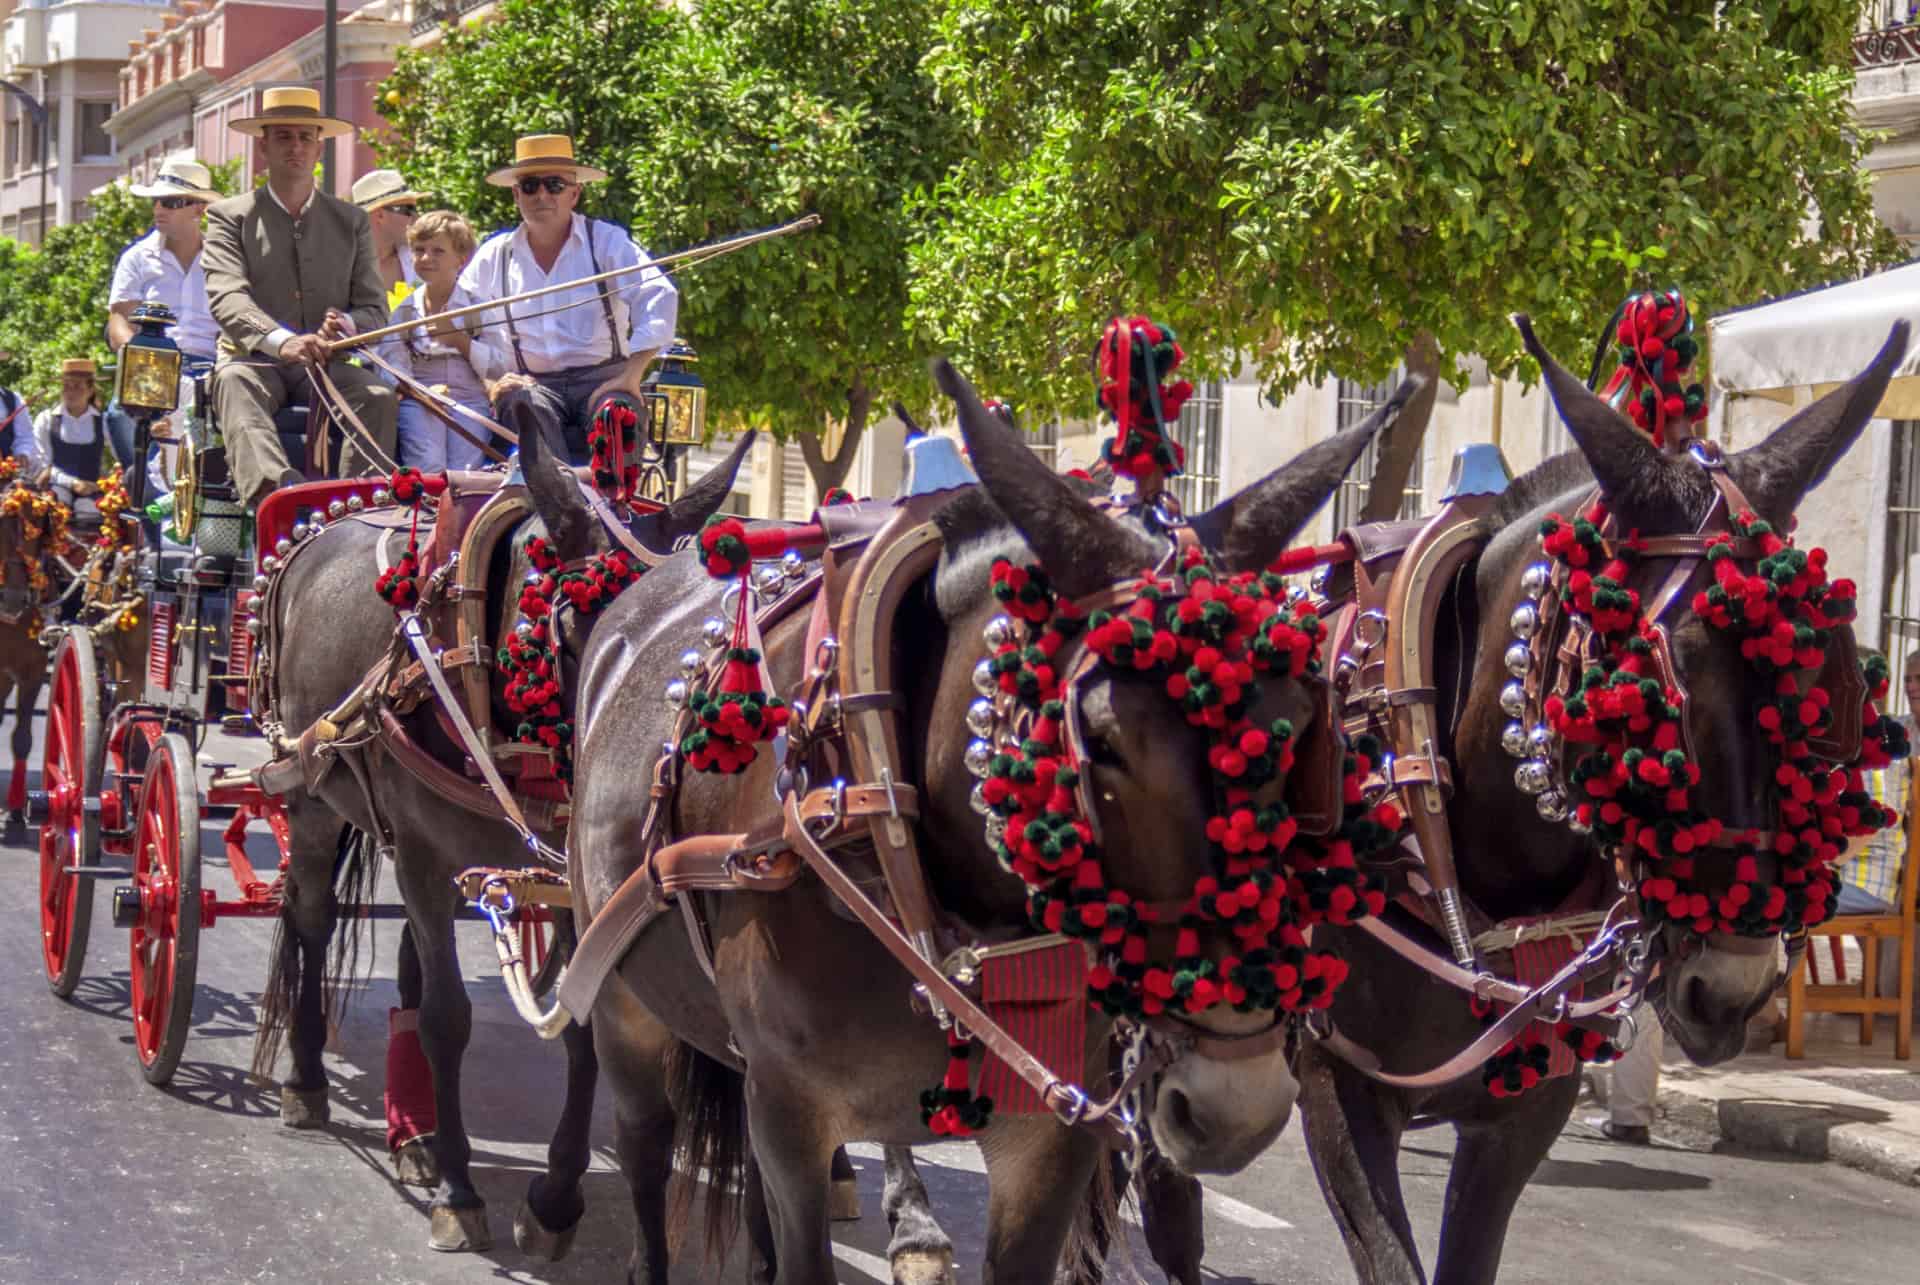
top-left (113, 302), bottom-right (183, 414)
top-left (641, 340), bottom-right (706, 447)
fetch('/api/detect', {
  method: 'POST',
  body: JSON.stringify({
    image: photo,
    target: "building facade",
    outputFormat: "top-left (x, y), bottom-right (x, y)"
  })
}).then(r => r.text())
top-left (0, 0), bottom-right (174, 242)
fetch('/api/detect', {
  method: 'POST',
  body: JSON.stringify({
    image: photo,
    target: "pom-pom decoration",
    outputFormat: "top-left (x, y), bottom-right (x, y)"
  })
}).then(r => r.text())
top-left (587, 397), bottom-right (642, 504)
top-left (1595, 288), bottom-right (1710, 451)
top-left (1095, 315), bottom-right (1195, 491)
top-left (374, 467), bottom-right (448, 610)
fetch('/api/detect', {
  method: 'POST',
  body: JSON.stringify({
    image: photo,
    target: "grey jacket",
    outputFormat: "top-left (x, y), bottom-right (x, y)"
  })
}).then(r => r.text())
top-left (202, 186), bottom-right (388, 361)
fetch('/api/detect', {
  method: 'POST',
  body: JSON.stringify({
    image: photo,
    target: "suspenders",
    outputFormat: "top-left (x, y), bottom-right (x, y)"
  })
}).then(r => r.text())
top-left (502, 218), bottom-right (628, 376)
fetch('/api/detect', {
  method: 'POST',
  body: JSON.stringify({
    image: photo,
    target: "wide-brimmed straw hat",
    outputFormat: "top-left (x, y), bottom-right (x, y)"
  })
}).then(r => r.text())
top-left (229, 86), bottom-right (355, 140)
top-left (130, 156), bottom-right (222, 203)
top-left (485, 134), bottom-right (608, 187)
top-left (60, 358), bottom-right (97, 379)
top-left (350, 169), bottom-right (429, 213)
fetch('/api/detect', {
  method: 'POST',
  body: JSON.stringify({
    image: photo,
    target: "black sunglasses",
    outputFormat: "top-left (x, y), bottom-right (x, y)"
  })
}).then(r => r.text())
top-left (383, 203), bottom-right (419, 217)
top-left (516, 175), bottom-right (573, 196)
top-left (155, 196), bottom-right (204, 210)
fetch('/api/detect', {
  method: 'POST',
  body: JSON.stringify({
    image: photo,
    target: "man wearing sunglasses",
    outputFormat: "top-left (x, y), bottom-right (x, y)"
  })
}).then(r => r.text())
top-left (351, 169), bottom-right (428, 295)
top-left (457, 133), bottom-right (677, 462)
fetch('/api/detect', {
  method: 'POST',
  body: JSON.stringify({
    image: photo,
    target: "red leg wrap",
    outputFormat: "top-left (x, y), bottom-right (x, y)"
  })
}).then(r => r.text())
top-left (385, 1007), bottom-right (436, 1151)
top-left (7, 756), bottom-right (25, 813)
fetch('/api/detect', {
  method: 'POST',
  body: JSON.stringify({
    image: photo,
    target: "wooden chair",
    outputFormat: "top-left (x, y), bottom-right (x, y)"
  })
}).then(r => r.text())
top-left (1785, 808), bottom-right (1918, 1060)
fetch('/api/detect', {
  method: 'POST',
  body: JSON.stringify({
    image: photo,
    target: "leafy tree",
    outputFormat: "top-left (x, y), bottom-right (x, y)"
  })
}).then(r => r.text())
top-left (379, 0), bottom-right (963, 493)
top-left (909, 0), bottom-right (1899, 429)
top-left (0, 160), bottom-right (240, 406)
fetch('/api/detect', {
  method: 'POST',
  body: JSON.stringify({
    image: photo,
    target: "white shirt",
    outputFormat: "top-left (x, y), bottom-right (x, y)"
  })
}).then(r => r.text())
top-left (376, 282), bottom-right (490, 413)
top-left (457, 213), bottom-right (678, 381)
top-left (110, 228), bottom-right (219, 359)
top-left (29, 406), bottom-right (106, 488)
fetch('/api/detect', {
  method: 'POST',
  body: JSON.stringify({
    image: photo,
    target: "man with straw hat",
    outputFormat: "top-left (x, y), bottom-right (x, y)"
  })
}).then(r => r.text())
top-left (457, 132), bottom-right (677, 462)
top-left (202, 86), bottom-right (396, 510)
top-left (351, 168), bottom-right (428, 295)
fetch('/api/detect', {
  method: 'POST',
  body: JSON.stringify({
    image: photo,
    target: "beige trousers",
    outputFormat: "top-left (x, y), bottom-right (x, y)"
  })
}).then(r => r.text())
top-left (213, 357), bottom-right (396, 509)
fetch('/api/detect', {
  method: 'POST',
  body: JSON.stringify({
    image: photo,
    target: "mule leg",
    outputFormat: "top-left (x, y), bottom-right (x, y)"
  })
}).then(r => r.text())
top-left (745, 1150), bottom-right (777, 1285)
top-left (830, 1143), bottom-right (862, 1221)
top-left (1431, 1074), bottom-right (1578, 1285)
top-left (387, 923), bottom-right (439, 1187)
top-left (591, 981), bottom-right (679, 1285)
top-left (515, 1014), bottom-right (600, 1261)
top-left (7, 671), bottom-right (32, 821)
top-left (882, 1146), bottom-right (956, 1285)
top-left (746, 1073), bottom-right (839, 1285)
top-left (1136, 1141), bottom-right (1205, 1285)
top-left (278, 805), bottom-right (342, 1129)
top-left (1296, 1040), bottom-right (1425, 1285)
top-left (978, 1116), bottom-right (1102, 1285)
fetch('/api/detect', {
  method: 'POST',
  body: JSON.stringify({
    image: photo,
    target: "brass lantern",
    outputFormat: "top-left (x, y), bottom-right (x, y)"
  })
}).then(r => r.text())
top-left (113, 302), bottom-right (183, 414)
top-left (641, 340), bottom-right (707, 447)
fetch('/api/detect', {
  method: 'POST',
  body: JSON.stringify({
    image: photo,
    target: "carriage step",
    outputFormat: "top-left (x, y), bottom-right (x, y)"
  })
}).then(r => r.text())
top-left (111, 885), bottom-right (139, 929)
top-left (23, 790), bottom-right (48, 824)
top-left (64, 866), bottom-right (127, 878)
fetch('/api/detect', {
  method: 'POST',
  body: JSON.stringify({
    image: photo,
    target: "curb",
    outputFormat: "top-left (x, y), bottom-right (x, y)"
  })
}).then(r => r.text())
top-left (1654, 1079), bottom-right (1920, 1189)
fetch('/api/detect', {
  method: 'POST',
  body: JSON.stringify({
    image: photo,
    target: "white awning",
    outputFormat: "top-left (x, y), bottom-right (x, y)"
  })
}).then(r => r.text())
top-left (1709, 260), bottom-right (1920, 417)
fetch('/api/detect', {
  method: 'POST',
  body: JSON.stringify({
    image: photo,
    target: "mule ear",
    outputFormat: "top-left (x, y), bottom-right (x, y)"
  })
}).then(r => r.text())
top-left (1188, 373), bottom-right (1425, 572)
top-left (931, 358), bottom-right (1160, 598)
top-left (1516, 313), bottom-right (1662, 502)
top-left (513, 399), bottom-right (596, 563)
top-left (1730, 320), bottom-right (1908, 519)
top-left (632, 429), bottom-right (757, 548)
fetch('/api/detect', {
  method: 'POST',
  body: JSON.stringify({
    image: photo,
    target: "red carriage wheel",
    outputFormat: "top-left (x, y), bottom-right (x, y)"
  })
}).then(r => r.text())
top-left (39, 630), bottom-right (103, 998)
top-left (516, 908), bottom-right (569, 998)
top-left (129, 733), bottom-right (203, 1086)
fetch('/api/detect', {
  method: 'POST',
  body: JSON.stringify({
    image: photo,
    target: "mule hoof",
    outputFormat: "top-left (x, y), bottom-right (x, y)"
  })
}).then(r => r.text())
top-left (512, 1197), bottom-right (578, 1262)
top-left (830, 1175), bottom-right (862, 1222)
top-left (428, 1202), bottom-right (493, 1253)
top-left (891, 1248), bottom-right (957, 1285)
top-left (392, 1138), bottom-right (438, 1187)
top-left (279, 1085), bottom-right (330, 1129)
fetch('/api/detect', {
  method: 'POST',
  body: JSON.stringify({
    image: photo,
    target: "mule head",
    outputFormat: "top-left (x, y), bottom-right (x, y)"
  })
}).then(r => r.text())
top-left (0, 514), bottom-right (34, 626)
top-left (1518, 315), bottom-right (1907, 1064)
top-left (930, 357), bottom-right (1370, 1173)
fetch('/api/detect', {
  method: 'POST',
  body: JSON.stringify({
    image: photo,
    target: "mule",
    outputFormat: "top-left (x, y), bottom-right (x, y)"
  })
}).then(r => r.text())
top-left (253, 440), bottom-right (753, 1251)
top-left (0, 496), bottom-right (66, 817)
top-left (1213, 315), bottom-right (1910, 1285)
top-left (523, 357), bottom-right (1421, 1284)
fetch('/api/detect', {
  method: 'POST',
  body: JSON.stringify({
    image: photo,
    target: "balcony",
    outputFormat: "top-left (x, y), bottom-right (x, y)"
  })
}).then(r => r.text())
top-left (410, 0), bottom-right (492, 38)
top-left (1859, 2), bottom-right (1920, 69)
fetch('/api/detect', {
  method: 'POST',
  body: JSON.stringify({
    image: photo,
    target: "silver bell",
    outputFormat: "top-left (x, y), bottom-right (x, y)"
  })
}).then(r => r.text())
top-left (1520, 562), bottom-right (1552, 599)
top-left (1515, 759), bottom-right (1553, 796)
top-left (1509, 603), bottom-right (1539, 640)
top-left (346, 494), bottom-right (365, 512)
top-left (275, 538), bottom-right (292, 558)
top-left (1567, 812), bottom-right (1594, 836)
top-left (245, 617), bottom-right (263, 638)
top-left (253, 574), bottom-right (270, 594)
top-left (261, 556), bottom-right (280, 574)
top-left (514, 619), bottom-right (533, 638)
top-left (1499, 681), bottom-right (1527, 718)
top-left (983, 615), bottom-right (1016, 649)
top-left (969, 782), bottom-right (993, 816)
top-left (984, 813), bottom-right (1008, 844)
top-left (372, 487), bottom-right (390, 506)
top-left (327, 500), bottom-right (346, 520)
top-left (966, 698), bottom-right (997, 739)
top-left (1310, 565), bottom-right (1332, 596)
top-left (1501, 721), bottom-right (1529, 758)
top-left (680, 649), bottom-right (704, 676)
top-left (1504, 642), bottom-right (1532, 678)
top-left (665, 679), bottom-right (690, 708)
top-left (964, 739), bottom-right (994, 778)
top-left (1527, 725), bottom-right (1555, 759)
top-left (973, 658), bottom-right (999, 697)
top-left (781, 550), bottom-right (807, 580)
top-left (701, 617), bottom-right (729, 649)
top-left (1535, 790), bottom-right (1570, 823)
top-left (754, 565), bottom-right (786, 596)
top-left (291, 522), bottom-right (310, 542)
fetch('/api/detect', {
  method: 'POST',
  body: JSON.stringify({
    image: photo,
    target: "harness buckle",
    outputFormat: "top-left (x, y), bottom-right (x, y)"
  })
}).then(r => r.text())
top-left (878, 766), bottom-right (901, 820)
top-left (1049, 1082), bottom-right (1090, 1126)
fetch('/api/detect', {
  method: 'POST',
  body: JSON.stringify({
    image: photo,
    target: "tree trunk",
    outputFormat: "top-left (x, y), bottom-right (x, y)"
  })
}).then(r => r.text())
top-left (1360, 331), bottom-right (1442, 522)
top-left (798, 373), bottom-right (870, 499)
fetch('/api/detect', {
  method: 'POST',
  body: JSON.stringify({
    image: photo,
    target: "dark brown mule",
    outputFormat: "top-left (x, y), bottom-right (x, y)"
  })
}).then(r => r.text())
top-left (1124, 317), bottom-right (1910, 1285)
top-left (0, 502), bottom-right (62, 817)
top-left (522, 359), bottom-right (1412, 1284)
top-left (254, 438), bottom-right (753, 1251)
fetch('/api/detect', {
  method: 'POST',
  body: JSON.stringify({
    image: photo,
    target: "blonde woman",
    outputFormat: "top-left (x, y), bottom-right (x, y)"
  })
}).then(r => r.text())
top-left (377, 211), bottom-right (492, 471)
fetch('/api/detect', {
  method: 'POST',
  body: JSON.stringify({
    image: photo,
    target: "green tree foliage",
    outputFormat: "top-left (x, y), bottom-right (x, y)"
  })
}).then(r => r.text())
top-left (910, 0), bottom-right (1900, 415)
top-left (0, 160), bottom-right (240, 406)
top-left (379, 0), bottom-right (963, 492)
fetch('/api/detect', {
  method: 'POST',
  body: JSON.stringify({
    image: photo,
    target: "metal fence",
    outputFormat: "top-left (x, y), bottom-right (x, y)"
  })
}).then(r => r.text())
top-left (1883, 422), bottom-right (1920, 690)
top-left (1331, 376), bottom-right (1423, 529)
top-left (1166, 380), bottom-right (1223, 513)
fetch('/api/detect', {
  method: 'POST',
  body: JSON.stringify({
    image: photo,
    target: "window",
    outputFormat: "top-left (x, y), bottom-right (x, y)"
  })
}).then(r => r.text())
top-left (1332, 375), bottom-right (1423, 530)
top-left (1026, 420), bottom-right (1060, 472)
top-left (1883, 422), bottom-right (1920, 683)
top-left (79, 101), bottom-right (114, 160)
top-left (779, 440), bottom-right (813, 521)
top-left (1167, 379), bottom-right (1223, 512)
top-left (1540, 386), bottom-right (1573, 458)
top-left (41, 101), bottom-right (59, 169)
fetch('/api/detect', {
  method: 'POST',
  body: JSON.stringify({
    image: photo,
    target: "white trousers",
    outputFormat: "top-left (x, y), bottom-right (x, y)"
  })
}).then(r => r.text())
top-left (1607, 1015), bottom-right (1663, 1128)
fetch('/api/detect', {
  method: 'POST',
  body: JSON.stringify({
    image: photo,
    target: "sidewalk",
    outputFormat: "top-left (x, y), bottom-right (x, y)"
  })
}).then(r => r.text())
top-left (1612, 1011), bottom-right (1920, 1188)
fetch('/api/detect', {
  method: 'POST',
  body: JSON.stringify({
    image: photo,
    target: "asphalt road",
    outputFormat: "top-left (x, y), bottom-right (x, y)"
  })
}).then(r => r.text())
top-left (2, 711), bottom-right (1918, 1284)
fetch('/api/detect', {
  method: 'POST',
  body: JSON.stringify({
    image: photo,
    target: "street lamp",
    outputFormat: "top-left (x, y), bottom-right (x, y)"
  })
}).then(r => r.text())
top-left (322, 0), bottom-right (338, 193)
top-left (0, 81), bottom-right (50, 245)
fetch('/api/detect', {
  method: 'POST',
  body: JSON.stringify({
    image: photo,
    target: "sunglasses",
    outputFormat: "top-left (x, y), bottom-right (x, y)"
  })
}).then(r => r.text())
top-left (155, 197), bottom-right (205, 210)
top-left (383, 203), bottom-right (419, 217)
top-left (516, 175), bottom-right (574, 196)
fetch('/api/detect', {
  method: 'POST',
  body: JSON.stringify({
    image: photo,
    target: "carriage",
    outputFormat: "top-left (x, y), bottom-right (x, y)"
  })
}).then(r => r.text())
top-left (29, 303), bottom-right (564, 1084)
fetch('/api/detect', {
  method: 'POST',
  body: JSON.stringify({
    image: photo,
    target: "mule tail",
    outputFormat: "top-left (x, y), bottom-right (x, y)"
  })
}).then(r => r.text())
top-left (249, 825), bottom-right (379, 1080)
top-left (665, 1039), bottom-right (747, 1269)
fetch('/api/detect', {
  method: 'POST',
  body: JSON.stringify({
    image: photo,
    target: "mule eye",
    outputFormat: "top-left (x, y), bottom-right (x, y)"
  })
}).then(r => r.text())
top-left (1085, 731), bottom-right (1128, 770)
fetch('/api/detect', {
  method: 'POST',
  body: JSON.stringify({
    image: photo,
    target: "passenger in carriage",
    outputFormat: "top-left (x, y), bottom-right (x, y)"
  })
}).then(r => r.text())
top-left (457, 133), bottom-right (678, 464)
top-left (201, 87), bottom-right (396, 511)
top-left (26, 359), bottom-right (113, 522)
top-left (376, 210), bottom-right (494, 472)
top-left (0, 357), bottom-right (28, 471)
top-left (351, 168), bottom-right (427, 296)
